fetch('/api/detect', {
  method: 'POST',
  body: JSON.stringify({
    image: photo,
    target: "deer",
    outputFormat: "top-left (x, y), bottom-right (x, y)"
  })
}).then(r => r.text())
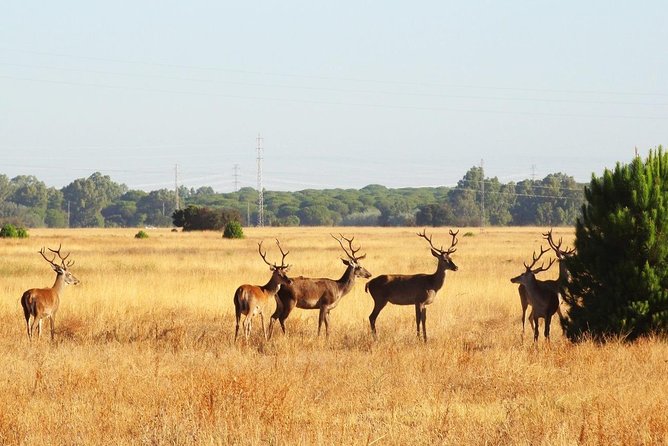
top-left (233, 239), bottom-right (292, 342)
top-left (543, 229), bottom-right (576, 296)
top-left (509, 246), bottom-right (560, 342)
top-left (365, 229), bottom-right (459, 342)
top-left (21, 244), bottom-right (80, 341)
top-left (268, 234), bottom-right (371, 339)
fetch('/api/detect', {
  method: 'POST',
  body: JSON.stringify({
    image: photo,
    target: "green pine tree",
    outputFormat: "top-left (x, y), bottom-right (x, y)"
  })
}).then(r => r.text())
top-left (564, 147), bottom-right (668, 341)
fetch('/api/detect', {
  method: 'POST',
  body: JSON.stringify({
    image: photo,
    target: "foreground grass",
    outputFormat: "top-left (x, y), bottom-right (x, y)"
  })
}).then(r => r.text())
top-left (0, 227), bottom-right (666, 445)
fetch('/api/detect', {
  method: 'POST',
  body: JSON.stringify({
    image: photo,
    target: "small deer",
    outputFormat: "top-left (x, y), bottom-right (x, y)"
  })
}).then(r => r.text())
top-left (365, 229), bottom-right (459, 342)
top-left (510, 246), bottom-right (559, 342)
top-left (234, 240), bottom-right (291, 342)
top-left (21, 244), bottom-right (80, 341)
top-left (268, 234), bottom-right (371, 338)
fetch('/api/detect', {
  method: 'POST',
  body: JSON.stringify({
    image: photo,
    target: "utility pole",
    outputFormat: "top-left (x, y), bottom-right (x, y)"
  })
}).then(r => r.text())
top-left (233, 164), bottom-right (240, 192)
top-left (256, 134), bottom-right (264, 227)
top-left (174, 164), bottom-right (180, 210)
top-left (480, 158), bottom-right (485, 230)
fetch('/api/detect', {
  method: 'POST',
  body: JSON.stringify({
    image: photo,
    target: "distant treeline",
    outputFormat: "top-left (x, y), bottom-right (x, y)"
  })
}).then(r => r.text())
top-left (0, 166), bottom-right (584, 228)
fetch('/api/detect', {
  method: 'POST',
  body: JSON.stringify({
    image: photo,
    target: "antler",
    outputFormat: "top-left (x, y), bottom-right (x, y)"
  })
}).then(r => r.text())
top-left (258, 240), bottom-right (291, 269)
top-left (39, 244), bottom-right (74, 268)
top-left (524, 245), bottom-right (555, 274)
top-left (275, 239), bottom-right (291, 268)
top-left (331, 234), bottom-right (366, 262)
top-left (417, 229), bottom-right (458, 255)
top-left (542, 229), bottom-right (575, 258)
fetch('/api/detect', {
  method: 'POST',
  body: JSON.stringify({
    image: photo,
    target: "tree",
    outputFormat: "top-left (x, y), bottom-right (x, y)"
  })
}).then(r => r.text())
top-left (172, 205), bottom-right (241, 231)
top-left (62, 172), bottom-right (127, 227)
top-left (564, 147), bottom-right (668, 341)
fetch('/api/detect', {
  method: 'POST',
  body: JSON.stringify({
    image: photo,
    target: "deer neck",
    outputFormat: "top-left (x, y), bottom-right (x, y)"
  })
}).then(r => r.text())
top-left (52, 272), bottom-right (66, 294)
top-left (262, 274), bottom-right (283, 296)
top-left (336, 264), bottom-right (357, 295)
top-left (558, 261), bottom-right (570, 284)
top-left (429, 260), bottom-right (447, 289)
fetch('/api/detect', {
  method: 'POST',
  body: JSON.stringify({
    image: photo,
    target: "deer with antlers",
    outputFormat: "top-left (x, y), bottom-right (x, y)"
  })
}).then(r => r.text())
top-left (268, 234), bottom-right (371, 338)
top-left (234, 240), bottom-right (292, 342)
top-left (543, 229), bottom-right (576, 295)
top-left (20, 244), bottom-right (80, 341)
top-left (365, 229), bottom-right (459, 342)
top-left (510, 246), bottom-right (560, 342)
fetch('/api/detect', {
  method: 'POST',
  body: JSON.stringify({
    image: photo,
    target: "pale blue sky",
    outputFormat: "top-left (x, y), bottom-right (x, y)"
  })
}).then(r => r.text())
top-left (2, 1), bottom-right (666, 191)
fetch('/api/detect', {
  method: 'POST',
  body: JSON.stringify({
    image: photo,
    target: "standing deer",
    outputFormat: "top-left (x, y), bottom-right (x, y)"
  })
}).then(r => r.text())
top-left (510, 246), bottom-right (559, 342)
top-left (21, 244), bottom-right (80, 341)
top-left (268, 234), bottom-right (371, 338)
top-left (234, 240), bottom-right (292, 342)
top-left (543, 229), bottom-right (575, 296)
top-left (365, 229), bottom-right (459, 342)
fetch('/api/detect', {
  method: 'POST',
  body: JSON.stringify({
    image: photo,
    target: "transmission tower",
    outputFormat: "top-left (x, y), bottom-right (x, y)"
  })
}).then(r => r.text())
top-left (233, 163), bottom-right (240, 191)
top-left (256, 134), bottom-right (264, 227)
top-left (174, 164), bottom-right (180, 210)
top-left (480, 159), bottom-right (485, 230)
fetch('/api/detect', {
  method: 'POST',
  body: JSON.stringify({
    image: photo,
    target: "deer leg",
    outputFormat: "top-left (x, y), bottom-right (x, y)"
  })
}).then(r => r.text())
top-left (25, 314), bottom-right (32, 341)
top-left (317, 307), bottom-right (327, 337)
top-left (368, 300), bottom-right (387, 339)
top-left (415, 304), bottom-right (422, 338)
top-left (324, 309), bottom-right (331, 338)
top-left (532, 316), bottom-right (539, 342)
top-left (234, 311), bottom-right (241, 342)
top-left (544, 315), bottom-right (552, 341)
top-left (243, 315), bottom-right (252, 341)
top-left (37, 318), bottom-right (43, 340)
top-left (260, 312), bottom-right (267, 341)
top-left (279, 299), bottom-right (297, 335)
top-left (268, 297), bottom-right (283, 339)
top-left (49, 316), bottom-right (55, 341)
top-left (420, 306), bottom-right (427, 343)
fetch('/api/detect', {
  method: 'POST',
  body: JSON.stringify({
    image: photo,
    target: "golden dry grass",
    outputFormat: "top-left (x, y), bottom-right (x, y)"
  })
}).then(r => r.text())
top-left (0, 227), bottom-right (666, 445)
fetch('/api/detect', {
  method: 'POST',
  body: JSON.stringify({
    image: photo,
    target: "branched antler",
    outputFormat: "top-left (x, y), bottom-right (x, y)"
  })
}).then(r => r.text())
top-left (331, 234), bottom-right (366, 262)
top-left (524, 245), bottom-right (555, 274)
top-left (258, 240), bottom-right (290, 269)
top-left (39, 244), bottom-right (74, 269)
top-left (543, 229), bottom-right (575, 258)
top-left (417, 229), bottom-right (458, 255)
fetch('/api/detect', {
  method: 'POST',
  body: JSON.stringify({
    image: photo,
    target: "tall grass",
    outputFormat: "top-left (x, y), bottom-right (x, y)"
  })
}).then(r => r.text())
top-left (0, 227), bottom-right (665, 445)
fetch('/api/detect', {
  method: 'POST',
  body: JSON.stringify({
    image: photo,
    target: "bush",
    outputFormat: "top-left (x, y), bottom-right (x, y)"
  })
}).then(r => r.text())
top-left (0, 223), bottom-right (28, 238)
top-left (134, 230), bottom-right (149, 239)
top-left (564, 147), bottom-right (668, 341)
top-left (223, 221), bottom-right (244, 239)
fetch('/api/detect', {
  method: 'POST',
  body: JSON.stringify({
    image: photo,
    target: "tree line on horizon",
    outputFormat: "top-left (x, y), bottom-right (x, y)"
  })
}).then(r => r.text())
top-left (0, 166), bottom-right (584, 229)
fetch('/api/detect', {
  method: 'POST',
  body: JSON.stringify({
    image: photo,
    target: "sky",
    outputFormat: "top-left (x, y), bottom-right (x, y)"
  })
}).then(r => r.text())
top-left (1, 1), bottom-right (666, 192)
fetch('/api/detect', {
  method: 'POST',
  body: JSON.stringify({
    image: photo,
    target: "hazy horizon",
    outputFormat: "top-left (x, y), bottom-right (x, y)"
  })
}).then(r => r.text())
top-left (2, 2), bottom-right (666, 192)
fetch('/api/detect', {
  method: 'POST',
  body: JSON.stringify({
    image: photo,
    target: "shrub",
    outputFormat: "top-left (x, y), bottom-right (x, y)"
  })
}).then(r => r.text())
top-left (223, 221), bottom-right (244, 239)
top-left (134, 230), bottom-right (149, 239)
top-left (564, 147), bottom-right (668, 341)
top-left (0, 223), bottom-right (28, 238)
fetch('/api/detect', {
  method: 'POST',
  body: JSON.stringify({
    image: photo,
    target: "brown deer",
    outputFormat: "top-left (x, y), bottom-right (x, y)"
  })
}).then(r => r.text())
top-left (268, 234), bottom-right (371, 338)
top-left (234, 240), bottom-right (292, 342)
top-left (21, 244), bottom-right (80, 341)
top-left (510, 246), bottom-right (559, 342)
top-left (365, 229), bottom-right (459, 342)
top-left (543, 229), bottom-right (576, 296)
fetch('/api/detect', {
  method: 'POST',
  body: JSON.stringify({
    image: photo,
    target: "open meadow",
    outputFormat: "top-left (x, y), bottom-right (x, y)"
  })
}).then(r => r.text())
top-left (0, 227), bottom-right (666, 445)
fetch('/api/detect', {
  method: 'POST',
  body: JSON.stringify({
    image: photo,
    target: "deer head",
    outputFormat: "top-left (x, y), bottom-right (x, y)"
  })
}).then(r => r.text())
top-left (417, 229), bottom-right (459, 271)
top-left (510, 245), bottom-right (555, 284)
top-left (331, 234), bottom-right (372, 279)
top-left (39, 244), bottom-right (80, 285)
top-left (258, 239), bottom-right (292, 285)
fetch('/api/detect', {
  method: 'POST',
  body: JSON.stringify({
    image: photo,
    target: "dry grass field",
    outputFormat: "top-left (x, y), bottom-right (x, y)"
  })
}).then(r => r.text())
top-left (0, 227), bottom-right (666, 445)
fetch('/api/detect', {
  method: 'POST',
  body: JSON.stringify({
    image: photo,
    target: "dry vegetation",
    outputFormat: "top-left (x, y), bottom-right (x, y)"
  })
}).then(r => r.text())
top-left (0, 227), bottom-right (666, 445)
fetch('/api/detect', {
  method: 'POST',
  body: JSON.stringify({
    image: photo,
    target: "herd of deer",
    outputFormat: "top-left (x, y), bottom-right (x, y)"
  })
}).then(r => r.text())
top-left (19, 229), bottom-right (575, 344)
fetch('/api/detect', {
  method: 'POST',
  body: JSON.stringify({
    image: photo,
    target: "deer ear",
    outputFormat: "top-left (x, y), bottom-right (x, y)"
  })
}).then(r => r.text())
top-left (341, 259), bottom-right (351, 266)
top-left (431, 249), bottom-right (441, 258)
